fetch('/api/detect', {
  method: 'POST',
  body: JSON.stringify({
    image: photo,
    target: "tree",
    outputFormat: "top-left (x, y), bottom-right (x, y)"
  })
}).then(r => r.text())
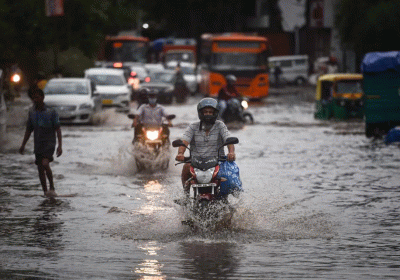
top-left (336, 0), bottom-right (400, 60)
top-left (0, 0), bottom-right (138, 85)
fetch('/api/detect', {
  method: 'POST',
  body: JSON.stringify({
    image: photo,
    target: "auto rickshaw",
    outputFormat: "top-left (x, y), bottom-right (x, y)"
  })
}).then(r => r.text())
top-left (361, 51), bottom-right (400, 138)
top-left (314, 73), bottom-right (364, 120)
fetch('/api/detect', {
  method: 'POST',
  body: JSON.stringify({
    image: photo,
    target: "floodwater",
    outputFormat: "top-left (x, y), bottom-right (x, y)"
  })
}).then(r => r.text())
top-left (1, 89), bottom-right (400, 279)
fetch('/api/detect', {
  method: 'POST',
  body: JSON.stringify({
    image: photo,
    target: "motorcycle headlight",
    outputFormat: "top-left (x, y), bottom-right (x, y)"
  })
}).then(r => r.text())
top-left (11, 74), bottom-right (21, 83)
top-left (146, 130), bottom-right (159, 140)
top-left (194, 167), bottom-right (215, 184)
top-left (79, 103), bottom-right (93, 109)
top-left (241, 100), bottom-right (248, 109)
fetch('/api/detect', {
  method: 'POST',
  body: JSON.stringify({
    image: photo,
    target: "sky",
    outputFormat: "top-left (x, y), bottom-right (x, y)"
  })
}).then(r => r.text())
top-left (279, 0), bottom-right (306, 31)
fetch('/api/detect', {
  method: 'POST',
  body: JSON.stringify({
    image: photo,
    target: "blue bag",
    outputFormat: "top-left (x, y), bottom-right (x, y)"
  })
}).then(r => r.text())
top-left (217, 161), bottom-right (243, 197)
top-left (385, 127), bottom-right (400, 144)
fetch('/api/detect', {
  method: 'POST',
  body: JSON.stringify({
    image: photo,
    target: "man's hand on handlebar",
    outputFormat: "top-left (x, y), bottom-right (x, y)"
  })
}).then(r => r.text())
top-left (175, 153), bottom-right (185, 161)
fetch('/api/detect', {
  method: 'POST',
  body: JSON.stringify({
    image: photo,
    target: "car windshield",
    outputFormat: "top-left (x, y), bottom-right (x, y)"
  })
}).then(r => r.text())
top-left (337, 80), bottom-right (362, 94)
top-left (150, 72), bottom-right (175, 83)
top-left (86, 74), bottom-right (125, 86)
top-left (180, 67), bottom-right (195, 75)
top-left (44, 81), bottom-right (88, 95)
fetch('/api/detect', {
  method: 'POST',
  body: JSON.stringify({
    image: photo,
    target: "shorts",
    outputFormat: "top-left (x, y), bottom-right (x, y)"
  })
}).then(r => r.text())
top-left (35, 153), bottom-right (54, 165)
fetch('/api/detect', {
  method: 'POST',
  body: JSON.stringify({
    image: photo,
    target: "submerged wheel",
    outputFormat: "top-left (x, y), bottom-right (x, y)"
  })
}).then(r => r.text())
top-left (161, 159), bottom-right (169, 170)
top-left (242, 112), bottom-right (254, 124)
top-left (135, 160), bottom-right (144, 172)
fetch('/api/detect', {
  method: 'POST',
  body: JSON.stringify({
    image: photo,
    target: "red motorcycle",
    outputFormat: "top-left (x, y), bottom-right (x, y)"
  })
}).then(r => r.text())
top-left (172, 137), bottom-right (239, 230)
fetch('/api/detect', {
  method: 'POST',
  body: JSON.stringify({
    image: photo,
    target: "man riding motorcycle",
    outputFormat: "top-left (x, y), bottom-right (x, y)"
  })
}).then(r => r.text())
top-left (175, 98), bottom-right (238, 197)
top-left (217, 74), bottom-right (241, 119)
top-left (131, 89), bottom-right (172, 143)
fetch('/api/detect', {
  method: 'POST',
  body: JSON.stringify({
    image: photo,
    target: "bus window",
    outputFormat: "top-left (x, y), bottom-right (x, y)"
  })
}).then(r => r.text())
top-left (104, 41), bottom-right (148, 63)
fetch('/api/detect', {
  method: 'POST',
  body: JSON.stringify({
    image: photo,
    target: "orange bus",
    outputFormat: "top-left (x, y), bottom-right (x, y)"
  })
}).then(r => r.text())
top-left (198, 33), bottom-right (269, 99)
top-left (96, 35), bottom-right (150, 67)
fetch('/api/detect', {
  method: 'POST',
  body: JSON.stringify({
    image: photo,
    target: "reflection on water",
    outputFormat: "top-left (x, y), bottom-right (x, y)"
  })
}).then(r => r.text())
top-left (2, 95), bottom-right (400, 279)
top-left (135, 241), bottom-right (166, 280)
top-left (179, 240), bottom-right (240, 279)
top-left (30, 198), bottom-right (67, 251)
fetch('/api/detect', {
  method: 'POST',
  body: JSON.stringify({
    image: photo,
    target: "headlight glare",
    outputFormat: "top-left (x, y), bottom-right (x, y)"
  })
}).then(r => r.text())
top-left (194, 167), bottom-right (215, 184)
top-left (146, 130), bottom-right (159, 140)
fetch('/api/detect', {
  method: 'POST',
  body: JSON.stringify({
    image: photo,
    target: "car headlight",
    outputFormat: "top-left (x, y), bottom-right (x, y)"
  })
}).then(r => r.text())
top-left (241, 100), bottom-right (248, 109)
top-left (194, 167), bottom-right (215, 184)
top-left (79, 103), bottom-right (93, 109)
top-left (146, 130), bottom-right (159, 140)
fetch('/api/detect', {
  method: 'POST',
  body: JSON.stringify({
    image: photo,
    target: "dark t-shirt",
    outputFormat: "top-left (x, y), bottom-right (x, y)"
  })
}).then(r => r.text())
top-left (26, 104), bottom-right (60, 155)
top-left (218, 85), bottom-right (240, 101)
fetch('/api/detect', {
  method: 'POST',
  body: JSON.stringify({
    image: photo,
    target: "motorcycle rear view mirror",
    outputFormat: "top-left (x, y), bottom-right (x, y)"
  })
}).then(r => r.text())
top-left (224, 137), bottom-right (239, 145)
top-left (167, 114), bottom-right (176, 120)
top-left (172, 139), bottom-right (186, 148)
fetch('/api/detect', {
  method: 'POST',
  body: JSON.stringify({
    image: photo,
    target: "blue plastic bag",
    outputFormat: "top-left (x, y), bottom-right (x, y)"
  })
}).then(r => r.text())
top-left (217, 161), bottom-right (243, 197)
top-left (385, 127), bottom-right (400, 144)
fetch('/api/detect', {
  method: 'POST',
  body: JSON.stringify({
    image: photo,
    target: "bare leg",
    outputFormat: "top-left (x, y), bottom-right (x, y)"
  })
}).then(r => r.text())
top-left (181, 163), bottom-right (191, 195)
top-left (42, 158), bottom-right (55, 191)
top-left (37, 164), bottom-right (48, 194)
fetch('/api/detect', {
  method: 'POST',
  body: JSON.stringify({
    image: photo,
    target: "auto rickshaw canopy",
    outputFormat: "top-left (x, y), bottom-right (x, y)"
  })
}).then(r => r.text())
top-left (315, 73), bottom-right (363, 101)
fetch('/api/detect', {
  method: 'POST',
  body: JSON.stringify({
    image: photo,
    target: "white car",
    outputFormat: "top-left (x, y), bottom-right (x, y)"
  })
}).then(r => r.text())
top-left (43, 78), bottom-right (102, 124)
top-left (84, 68), bottom-right (132, 111)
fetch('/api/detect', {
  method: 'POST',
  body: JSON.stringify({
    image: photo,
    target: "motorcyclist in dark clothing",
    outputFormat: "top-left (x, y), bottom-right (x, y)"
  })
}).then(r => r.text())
top-left (136, 87), bottom-right (150, 109)
top-left (131, 89), bottom-right (172, 142)
top-left (218, 75), bottom-right (241, 119)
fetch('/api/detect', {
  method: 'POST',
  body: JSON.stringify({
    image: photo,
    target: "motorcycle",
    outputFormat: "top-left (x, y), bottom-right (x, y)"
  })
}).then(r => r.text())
top-left (172, 137), bottom-right (241, 230)
top-left (221, 97), bottom-right (254, 125)
top-left (128, 114), bottom-right (175, 172)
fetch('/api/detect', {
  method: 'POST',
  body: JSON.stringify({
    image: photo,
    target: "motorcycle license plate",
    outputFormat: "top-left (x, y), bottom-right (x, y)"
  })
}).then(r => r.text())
top-left (191, 183), bottom-right (217, 188)
top-left (102, 99), bottom-right (113, 105)
top-left (146, 140), bottom-right (162, 144)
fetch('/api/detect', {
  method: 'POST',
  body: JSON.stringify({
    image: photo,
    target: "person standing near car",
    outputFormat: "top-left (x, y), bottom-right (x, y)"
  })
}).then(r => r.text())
top-left (19, 86), bottom-right (62, 198)
top-left (273, 64), bottom-right (282, 87)
top-left (174, 62), bottom-right (189, 103)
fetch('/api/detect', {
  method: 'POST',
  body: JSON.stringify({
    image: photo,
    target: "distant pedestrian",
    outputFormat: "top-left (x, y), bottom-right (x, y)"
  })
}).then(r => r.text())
top-left (274, 64), bottom-right (282, 87)
top-left (19, 87), bottom-right (62, 198)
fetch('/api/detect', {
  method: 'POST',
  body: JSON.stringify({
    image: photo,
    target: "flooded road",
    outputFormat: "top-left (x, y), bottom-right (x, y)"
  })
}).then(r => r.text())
top-left (1, 89), bottom-right (400, 279)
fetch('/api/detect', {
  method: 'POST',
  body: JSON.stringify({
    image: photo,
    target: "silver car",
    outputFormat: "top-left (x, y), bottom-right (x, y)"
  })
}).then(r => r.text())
top-left (43, 78), bottom-right (102, 124)
top-left (85, 68), bottom-right (132, 111)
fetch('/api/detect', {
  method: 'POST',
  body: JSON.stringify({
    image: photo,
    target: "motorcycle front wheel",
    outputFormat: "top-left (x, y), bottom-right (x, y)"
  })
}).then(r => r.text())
top-left (242, 112), bottom-right (254, 124)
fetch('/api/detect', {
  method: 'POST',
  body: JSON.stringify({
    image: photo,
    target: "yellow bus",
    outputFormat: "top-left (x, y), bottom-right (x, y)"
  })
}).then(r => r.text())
top-left (198, 33), bottom-right (269, 99)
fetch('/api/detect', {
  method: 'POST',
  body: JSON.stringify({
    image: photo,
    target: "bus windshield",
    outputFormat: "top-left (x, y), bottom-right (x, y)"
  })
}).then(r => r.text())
top-left (211, 53), bottom-right (264, 70)
top-left (105, 41), bottom-right (147, 63)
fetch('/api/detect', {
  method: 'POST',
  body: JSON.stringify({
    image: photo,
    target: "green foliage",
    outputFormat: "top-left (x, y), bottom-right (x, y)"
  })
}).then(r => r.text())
top-left (336, 0), bottom-right (400, 55)
top-left (0, 0), bottom-right (138, 83)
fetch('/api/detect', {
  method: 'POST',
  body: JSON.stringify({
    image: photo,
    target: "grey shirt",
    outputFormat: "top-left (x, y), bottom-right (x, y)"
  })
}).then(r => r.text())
top-left (136, 104), bottom-right (168, 126)
top-left (26, 104), bottom-right (60, 155)
top-left (181, 120), bottom-right (230, 158)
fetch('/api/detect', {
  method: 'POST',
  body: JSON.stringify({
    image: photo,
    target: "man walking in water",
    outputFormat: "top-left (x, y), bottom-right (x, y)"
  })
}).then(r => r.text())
top-left (19, 86), bottom-right (62, 197)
